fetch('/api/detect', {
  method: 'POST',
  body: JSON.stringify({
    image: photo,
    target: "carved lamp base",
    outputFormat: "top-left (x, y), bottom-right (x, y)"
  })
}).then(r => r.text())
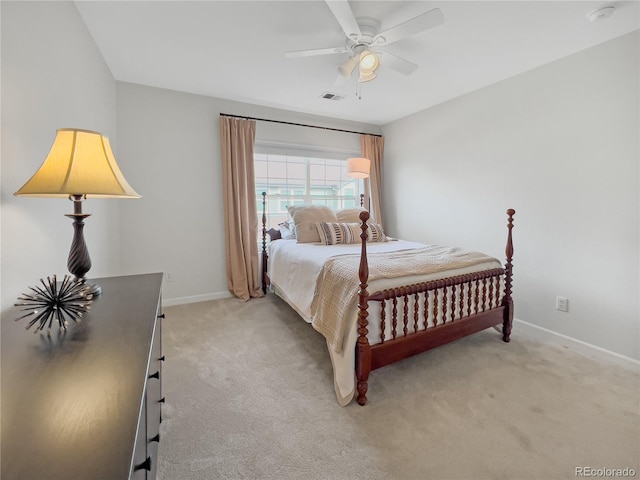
top-left (66, 194), bottom-right (102, 296)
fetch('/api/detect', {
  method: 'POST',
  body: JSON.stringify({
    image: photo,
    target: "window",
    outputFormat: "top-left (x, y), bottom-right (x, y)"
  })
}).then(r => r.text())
top-left (255, 152), bottom-right (363, 230)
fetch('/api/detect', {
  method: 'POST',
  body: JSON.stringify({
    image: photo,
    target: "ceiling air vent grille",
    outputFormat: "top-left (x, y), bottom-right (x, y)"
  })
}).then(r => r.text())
top-left (320, 92), bottom-right (346, 101)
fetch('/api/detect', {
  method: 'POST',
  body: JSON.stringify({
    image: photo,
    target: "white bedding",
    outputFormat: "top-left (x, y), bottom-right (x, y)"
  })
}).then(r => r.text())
top-left (268, 239), bottom-right (502, 405)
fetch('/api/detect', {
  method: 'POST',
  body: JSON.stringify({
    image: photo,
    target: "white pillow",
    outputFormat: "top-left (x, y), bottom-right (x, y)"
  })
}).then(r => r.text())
top-left (335, 207), bottom-right (367, 223)
top-left (287, 204), bottom-right (337, 243)
top-left (279, 225), bottom-right (296, 240)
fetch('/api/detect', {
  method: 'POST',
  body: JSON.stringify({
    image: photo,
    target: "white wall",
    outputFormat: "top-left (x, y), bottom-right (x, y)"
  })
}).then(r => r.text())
top-left (115, 82), bottom-right (381, 304)
top-left (1, 1), bottom-right (120, 313)
top-left (382, 31), bottom-right (639, 360)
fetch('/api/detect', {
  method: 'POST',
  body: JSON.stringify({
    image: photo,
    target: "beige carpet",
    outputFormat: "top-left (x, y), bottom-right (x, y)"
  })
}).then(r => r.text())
top-left (157, 294), bottom-right (639, 480)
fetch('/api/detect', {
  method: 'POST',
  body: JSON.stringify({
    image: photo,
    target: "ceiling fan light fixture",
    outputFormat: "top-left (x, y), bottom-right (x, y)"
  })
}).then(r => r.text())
top-left (359, 71), bottom-right (377, 83)
top-left (338, 56), bottom-right (358, 77)
top-left (359, 50), bottom-right (379, 73)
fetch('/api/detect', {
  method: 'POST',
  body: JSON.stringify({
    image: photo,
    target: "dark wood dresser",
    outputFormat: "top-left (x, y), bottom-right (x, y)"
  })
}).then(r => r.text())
top-left (1, 273), bottom-right (164, 480)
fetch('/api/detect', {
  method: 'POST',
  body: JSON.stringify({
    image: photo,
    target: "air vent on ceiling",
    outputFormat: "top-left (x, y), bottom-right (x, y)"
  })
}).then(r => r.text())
top-left (320, 92), bottom-right (346, 101)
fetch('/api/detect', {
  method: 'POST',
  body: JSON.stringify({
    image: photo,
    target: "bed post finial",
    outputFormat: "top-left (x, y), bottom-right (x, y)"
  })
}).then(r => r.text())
top-left (502, 208), bottom-right (515, 342)
top-left (356, 210), bottom-right (371, 405)
top-left (261, 192), bottom-right (267, 294)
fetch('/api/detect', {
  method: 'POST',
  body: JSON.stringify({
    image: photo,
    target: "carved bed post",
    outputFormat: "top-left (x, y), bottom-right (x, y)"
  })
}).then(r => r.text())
top-left (502, 209), bottom-right (516, 342)
top-left (261, 192), bottom-right (267, 294)
top-left (356, 211), bottom-right (371, 405)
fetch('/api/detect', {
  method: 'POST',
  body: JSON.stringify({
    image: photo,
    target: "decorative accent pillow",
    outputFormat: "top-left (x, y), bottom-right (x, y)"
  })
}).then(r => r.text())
top-left (335, 207), bottom-right (367, 223)
top-left (279, 219), bottom-right (295, 231)
top-left (279, 225), bottom-right (296, 240)
top-left (365, 223), bottom-right (388, 243)
top-left (266, 228), bottom-right (281, 241)
top-left (287, 205), bottom-right (337, 243)
top-left (316, 222), bottom-right (388, 245)
top-left (316, 222), bottom-right (358, 245)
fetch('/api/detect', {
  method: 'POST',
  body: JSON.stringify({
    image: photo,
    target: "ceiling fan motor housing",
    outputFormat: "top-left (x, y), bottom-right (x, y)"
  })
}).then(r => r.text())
top-left (347, 17), bottom-right (382, 47)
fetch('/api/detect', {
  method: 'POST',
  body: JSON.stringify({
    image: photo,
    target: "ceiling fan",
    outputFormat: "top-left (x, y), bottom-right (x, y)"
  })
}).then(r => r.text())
top-left (285, 0), bottom-right (445, 85)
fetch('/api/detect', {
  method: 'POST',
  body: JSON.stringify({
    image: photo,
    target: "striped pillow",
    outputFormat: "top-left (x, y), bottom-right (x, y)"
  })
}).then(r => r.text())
top-left (316, 222), bottom-right (357, 245)
top-left (365, 223), bottom-right (387, 242)
top-left (316, 222), bottom-right (388, 245)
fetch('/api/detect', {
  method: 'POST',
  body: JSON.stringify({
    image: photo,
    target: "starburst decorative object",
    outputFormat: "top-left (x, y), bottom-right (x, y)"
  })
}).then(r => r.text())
top-left (15, 275), bottom-right (93, 334)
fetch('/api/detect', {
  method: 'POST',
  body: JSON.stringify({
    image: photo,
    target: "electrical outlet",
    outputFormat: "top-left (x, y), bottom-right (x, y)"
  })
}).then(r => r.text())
top-left (556, 296), bottom-right (568, 312)
top-left (165, 272), bottom-right (173, 282)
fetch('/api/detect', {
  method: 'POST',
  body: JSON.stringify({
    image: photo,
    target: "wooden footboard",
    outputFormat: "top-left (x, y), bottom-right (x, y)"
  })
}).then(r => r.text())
top-left (355, 209), bottom-right (515, 406)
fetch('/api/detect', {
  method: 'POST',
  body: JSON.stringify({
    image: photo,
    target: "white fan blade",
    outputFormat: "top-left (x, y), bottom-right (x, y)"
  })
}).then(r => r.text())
top-left (285, 46), bottom-right (350, 58)
top-left (326, 0), bottom-right (361, 40)
top-left (379, 51), bottom-right (419, 75)
top-left (374, 8), bottom-right (444, 46)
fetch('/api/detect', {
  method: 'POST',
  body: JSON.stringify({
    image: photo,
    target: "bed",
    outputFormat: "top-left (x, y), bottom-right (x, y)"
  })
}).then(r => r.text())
top-left (261, 193), bottom-right (515, 406)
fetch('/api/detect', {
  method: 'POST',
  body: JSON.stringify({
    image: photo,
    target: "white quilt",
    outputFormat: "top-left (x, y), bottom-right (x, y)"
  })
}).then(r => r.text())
top-left (268, 239), bottom-right (502, 406)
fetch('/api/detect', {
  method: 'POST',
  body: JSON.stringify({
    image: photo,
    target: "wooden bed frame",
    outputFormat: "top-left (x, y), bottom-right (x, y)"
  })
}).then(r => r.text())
top-left (261, 193), bottom-right (515, 406)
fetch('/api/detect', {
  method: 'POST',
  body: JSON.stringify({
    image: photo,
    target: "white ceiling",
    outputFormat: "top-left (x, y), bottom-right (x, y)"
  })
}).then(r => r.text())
top-left (75, 1), bottom-right (639, 125)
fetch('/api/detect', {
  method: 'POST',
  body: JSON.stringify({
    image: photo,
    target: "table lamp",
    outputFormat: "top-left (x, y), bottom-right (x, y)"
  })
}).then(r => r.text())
top-left (14, 128), bottom-right (140, 295)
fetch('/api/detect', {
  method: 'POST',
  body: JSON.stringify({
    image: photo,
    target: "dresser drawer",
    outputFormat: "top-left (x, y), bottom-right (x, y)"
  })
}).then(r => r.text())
top-left (131, 396), bottom-right (149, 479)
top-left (146, 311), bottom-right (164, 479)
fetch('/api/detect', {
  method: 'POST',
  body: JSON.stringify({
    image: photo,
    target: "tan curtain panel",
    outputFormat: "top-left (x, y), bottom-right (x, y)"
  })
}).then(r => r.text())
top-left (219, 116), bottom-right (263, 300)
top-left (361, 134), bottom-right (384, 225)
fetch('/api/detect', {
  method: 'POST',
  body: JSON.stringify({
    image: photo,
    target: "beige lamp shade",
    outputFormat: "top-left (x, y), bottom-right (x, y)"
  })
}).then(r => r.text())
top-left (347, 157), bottom-right (371, 178)
top-left (14, 128), bottom-right (140, 198)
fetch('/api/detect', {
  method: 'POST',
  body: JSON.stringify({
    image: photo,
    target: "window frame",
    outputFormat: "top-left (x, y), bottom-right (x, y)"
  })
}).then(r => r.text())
top-left (254, 141), bottom-right (363, 231)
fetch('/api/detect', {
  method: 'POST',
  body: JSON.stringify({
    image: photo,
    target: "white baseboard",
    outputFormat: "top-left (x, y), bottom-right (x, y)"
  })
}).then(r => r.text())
top-left (514, 318), bottom-right (639, 371)
top-left (162, 291), bottom-right (232, 307)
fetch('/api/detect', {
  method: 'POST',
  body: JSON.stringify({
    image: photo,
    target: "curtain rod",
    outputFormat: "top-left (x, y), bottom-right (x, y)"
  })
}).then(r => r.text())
top-left (219, 113), bottom-right (382, 138)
